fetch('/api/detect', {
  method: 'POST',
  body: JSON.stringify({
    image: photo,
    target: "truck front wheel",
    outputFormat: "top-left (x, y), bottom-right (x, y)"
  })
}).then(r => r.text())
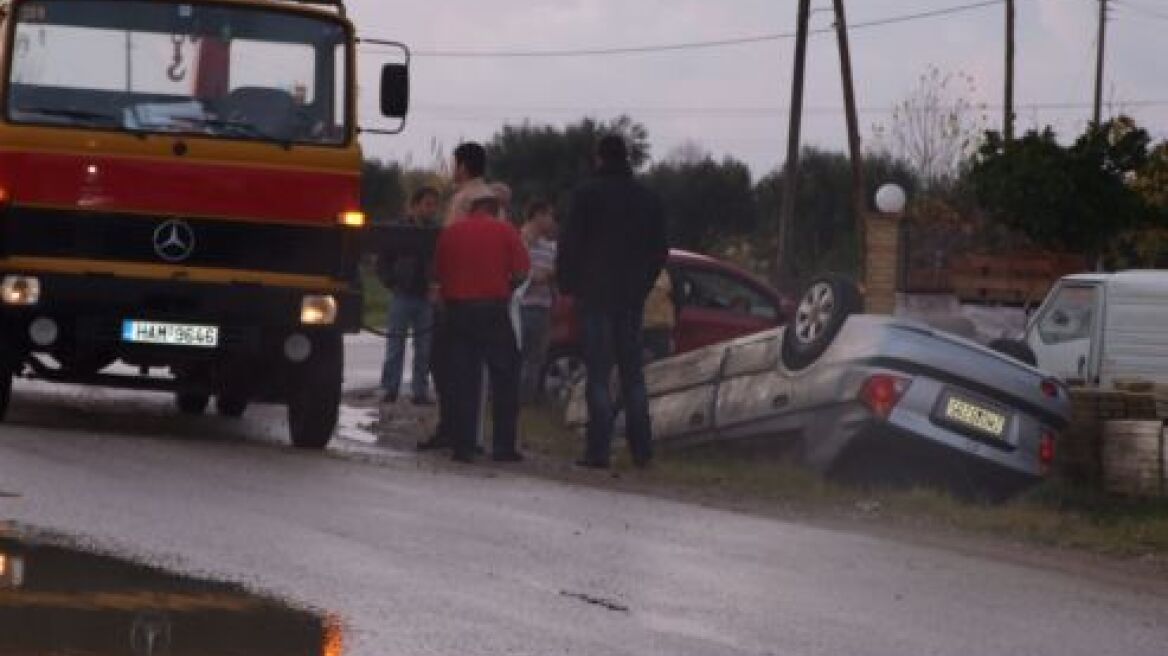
top-left (287, 333), bottom-right (342, 450)
top-left (0, 366), bottom-right (11, 422)
top-left (176, 392), bottom-right (210, 416)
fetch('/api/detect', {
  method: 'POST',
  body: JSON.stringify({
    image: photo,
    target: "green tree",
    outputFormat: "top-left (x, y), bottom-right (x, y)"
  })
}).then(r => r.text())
top-left (486, 116), bottom-right (650, 214)
top-left (361, 159), bottom-right (404, 223)
top-left (968, 117), bottom-right (1153, 259)
top-left (753, 148), bottom-right (918, 278)
top-left (643, 156), bottom-right (757, 251)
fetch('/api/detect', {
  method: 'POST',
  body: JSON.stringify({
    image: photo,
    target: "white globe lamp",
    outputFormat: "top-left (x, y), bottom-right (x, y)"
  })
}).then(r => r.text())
top-left (874, 183), bottom-right (907, 215)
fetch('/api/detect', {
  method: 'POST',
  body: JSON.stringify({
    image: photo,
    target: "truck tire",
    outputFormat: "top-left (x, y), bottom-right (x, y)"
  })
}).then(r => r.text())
top-left (287, 333), bottom-right (342, 450)
top-left (216, 395), bottom-right (249, 419)
top-left (176, 392), bottom-right (210, 416)
top-left (781, 274), bottom-right (862, 371)
top-left (0, 366), bottom-right (11, 422)
top-left (988, 338), bottom-right (1038, 367)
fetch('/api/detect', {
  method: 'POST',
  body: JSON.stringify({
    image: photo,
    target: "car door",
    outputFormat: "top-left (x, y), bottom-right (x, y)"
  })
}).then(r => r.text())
top-left (1026, 282), bottom-right (1102, 384)
top-left (672, 265), bottom-right (780, 353)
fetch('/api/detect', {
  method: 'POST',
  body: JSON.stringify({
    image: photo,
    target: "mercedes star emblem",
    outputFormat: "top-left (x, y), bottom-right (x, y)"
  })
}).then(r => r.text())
top-left (152, 219), bottom-right (196, 263)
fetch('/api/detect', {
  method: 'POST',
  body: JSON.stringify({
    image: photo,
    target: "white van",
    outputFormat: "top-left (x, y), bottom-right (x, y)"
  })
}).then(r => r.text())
top-left (1025, 271), bottom-right (1168, 387)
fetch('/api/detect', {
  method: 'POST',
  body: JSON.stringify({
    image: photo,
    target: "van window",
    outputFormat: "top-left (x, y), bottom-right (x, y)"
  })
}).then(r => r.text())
top-left (1037, 285), bottom-right (1098, 345)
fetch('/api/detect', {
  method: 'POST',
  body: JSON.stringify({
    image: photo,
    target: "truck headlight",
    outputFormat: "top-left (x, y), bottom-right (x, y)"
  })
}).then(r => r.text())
top-left (301, 295), bottom-right (338, 326)
top-left (1, 275), bottom-right (41, 306)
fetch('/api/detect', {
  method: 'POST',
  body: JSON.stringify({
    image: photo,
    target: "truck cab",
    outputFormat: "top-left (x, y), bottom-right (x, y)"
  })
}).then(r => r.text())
top-left (1025, 271), bottom-right (1168, 388)
top-left (0, 0), bottom-right (408, 448)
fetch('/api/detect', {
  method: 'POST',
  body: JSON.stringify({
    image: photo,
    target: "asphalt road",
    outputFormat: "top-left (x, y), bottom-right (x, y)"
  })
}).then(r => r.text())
top-left (1, 337), bottom-right (1167, 655)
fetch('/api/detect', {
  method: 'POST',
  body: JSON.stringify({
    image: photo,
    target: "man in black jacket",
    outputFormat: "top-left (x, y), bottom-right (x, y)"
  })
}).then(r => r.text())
top-left (378, 186), bottom-right (441, 405)
top-left (557, 135), bottom-right (668, 469)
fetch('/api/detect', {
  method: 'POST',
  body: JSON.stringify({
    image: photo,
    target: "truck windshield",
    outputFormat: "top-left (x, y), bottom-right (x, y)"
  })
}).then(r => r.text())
top-left (6, 0), bottom-right (350, 146)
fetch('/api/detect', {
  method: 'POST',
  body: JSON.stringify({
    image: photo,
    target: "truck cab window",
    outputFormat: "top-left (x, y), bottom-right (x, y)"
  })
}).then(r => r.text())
top-left (6, 0), bottom-right (350, 146)
top-left (1037, 285), bottom-right (1097, 345)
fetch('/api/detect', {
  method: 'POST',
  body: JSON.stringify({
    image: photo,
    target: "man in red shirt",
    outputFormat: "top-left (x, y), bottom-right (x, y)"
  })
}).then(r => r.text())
top-left (435, 187), bottom-right (531, 463)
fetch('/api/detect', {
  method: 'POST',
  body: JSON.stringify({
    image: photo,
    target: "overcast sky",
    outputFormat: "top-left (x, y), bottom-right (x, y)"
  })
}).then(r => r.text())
top-left (348, 0), bottom-right (1166, 177)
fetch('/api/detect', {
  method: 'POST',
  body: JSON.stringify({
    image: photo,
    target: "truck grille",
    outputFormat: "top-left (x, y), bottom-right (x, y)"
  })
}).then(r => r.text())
top-left (1, 206), bottom-right (345, 278)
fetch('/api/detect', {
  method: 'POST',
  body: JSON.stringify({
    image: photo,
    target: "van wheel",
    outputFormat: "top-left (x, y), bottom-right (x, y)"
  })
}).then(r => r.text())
top-left (176, 392), bottom-right (210, 416)
top-left (287, 334), bottom-right (342, 450)
top-left (216, 395), bottom-right (249, 419)
top-left (781, 274), bottom-right (861, 371)
top-left (988, 338), bottom-right (1038, 366)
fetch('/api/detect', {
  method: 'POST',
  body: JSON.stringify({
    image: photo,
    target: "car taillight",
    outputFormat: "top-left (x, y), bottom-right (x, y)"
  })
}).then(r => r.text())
top-left (859, 374), bottom-right (911, 420)
top-left (1039, 431), bottom-right (1056, 471)
top-left (1040, 378), bottom-right (1060, 399)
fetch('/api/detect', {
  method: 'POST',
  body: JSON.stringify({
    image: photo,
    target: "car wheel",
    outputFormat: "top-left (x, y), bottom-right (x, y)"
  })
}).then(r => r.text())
top-left (287, 334), bottom-right (342, 450)
top-left (216, 394), bottom-right (249, 419)
top-left (543, 350), bottom-right (586, 408)
top-left (781, 274), bottom-right (862, 371)
top-left (987, 338), bottom-right (1038, 366)
top-left (176, 392), bottom-right (210, 416)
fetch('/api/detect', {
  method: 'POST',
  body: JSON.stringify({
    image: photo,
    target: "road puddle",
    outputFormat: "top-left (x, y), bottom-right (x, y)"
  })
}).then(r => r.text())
top-left (0, 534), bottom-right (342, 655)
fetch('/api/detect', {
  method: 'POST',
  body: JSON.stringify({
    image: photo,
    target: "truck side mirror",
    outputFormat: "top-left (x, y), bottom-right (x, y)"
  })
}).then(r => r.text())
top-left (380, 64), bottom-right (409, 119)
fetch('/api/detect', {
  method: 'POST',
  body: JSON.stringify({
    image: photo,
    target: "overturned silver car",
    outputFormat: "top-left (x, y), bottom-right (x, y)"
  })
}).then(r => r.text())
top-left (567, 276), bottom-right (1073, 499)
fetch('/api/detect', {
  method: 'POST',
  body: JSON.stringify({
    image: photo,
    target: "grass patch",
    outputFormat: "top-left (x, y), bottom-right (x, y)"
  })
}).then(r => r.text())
top-left (517, 404), bottom-right (1168, 561)
top-left (361, 264), bottom-right (390, 330)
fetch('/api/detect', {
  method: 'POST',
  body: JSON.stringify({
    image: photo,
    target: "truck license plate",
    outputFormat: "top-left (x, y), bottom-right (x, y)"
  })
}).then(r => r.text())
top-left (122, 320), bottom-right (219, 348)
top-left (942, 394), bottom-right (1007, 439)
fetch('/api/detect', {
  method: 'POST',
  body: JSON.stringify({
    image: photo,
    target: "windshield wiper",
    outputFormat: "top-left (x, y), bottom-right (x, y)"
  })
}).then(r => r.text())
top-left (192, 118), bottom-right (294, 149)
top-left (16, 106), bottom-right (121, 125)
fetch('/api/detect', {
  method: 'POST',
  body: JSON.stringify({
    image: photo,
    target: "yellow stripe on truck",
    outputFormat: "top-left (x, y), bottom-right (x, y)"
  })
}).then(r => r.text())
top-left (0, 256), bottom-right (347, 292)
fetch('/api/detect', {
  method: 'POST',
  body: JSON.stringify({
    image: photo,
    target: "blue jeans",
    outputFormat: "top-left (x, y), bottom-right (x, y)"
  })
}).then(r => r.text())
top-left (381, 294), bottom-right (434, 399)
top-left (580, 305), bottom-right (653, 464)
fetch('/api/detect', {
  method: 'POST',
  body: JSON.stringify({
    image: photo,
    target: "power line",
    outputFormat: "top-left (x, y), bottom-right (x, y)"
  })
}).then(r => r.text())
top-left (381, 0), bottom-right (1005, 59)
top-left (413, 99), bottom-right (1168, 119)
top-left (1114, 0), bottom-right (1168, 21)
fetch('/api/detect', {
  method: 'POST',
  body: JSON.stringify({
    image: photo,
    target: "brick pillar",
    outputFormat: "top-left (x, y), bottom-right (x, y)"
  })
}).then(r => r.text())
top-left (864, 214), bottom-right (900, 315)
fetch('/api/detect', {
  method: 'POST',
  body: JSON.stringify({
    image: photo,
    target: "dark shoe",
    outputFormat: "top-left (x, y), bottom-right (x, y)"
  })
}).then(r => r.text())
top-left (451, 451), bottom-right (476, 464)
top-left (417, 435), bottom-right (452, 451)
top-left (412, 395), bottom-right (435, 406)
top-left (574, 458), bottom-right (610, 470)
top-left (492, 451), bottom-right (524, 463)
top-left (632, 455), bottom-right (653, 470)
top-left (381, 391), bottom-right (399, 404)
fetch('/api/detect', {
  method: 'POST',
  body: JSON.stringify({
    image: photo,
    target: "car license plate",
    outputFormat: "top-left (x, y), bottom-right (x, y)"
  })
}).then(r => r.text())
top-left (942, 394), bottom-right (1007, 439)
top-left (121, 320), bottom-right (219, 348)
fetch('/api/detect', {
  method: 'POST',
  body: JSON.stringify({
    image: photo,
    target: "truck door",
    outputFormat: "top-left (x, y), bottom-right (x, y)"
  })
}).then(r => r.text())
top-left (1026, 282), bottom-right (1101, 384)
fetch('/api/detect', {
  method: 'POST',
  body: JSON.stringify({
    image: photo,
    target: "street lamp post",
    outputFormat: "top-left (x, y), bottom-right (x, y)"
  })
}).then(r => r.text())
top-left (865, 183), bottom-right (907, 315)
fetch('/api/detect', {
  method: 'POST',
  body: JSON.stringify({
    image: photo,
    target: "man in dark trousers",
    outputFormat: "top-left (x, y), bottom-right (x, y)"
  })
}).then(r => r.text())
top-left (557, 135), bottom-right (668, 469)
top-left (378, 186), bottom-right (440, 405)
top-left (420, 142), bottom-right (490, 451)
top-left (435, 186), bottom-right (531, 463)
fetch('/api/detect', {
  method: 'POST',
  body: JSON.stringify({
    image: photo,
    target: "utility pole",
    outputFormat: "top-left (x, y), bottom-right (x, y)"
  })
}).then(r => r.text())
top-left (833, 0), bottom-right (866, 283)
top-left (776, 0), bottom-right (812, 286)
top-left (1004, 0), bottom-right (1015, 141)
top-left (1093, 0), bottom-right (1109, 125)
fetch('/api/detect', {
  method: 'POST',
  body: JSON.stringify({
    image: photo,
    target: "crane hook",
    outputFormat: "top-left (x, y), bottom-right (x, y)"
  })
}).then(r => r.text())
top-left (167, 33), bottom-right (186, 82)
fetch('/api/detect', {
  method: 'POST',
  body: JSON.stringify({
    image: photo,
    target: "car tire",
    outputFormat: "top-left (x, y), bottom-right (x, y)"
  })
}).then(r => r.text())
top-left (216, 395), bottom-right (249, 419)
top-left (988, 338), bottom-right (1038, 367)
top-left (176, 392), bottom-right (210, 416)
top-left (287, 333), bottom-right (342, 450)
top-left (781, 274), bottom-right (862, 371)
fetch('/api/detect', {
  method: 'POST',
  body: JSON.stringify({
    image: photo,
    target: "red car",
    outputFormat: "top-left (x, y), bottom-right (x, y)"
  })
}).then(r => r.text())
top-left (544, 249), bottom-right (793, 403)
